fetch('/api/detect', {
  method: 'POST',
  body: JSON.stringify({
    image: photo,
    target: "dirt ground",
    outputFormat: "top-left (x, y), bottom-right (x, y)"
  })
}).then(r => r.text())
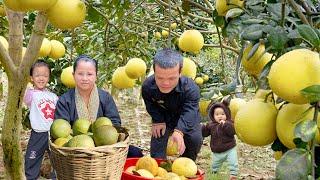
top-left (0, 88), bottom-right (276, 179)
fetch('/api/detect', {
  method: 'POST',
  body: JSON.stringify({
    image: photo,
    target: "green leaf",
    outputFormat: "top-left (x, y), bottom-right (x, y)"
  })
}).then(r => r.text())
top-left (293, 138), bottom-right (308, 149)
top-left (258, 59), bottom-right (275, 89)
top-left (87, 6), bottom-right (103, 23)
top-left (315, 29), bottom-right (320, 40)
top-left (182, 0), bottom-right (191, 14)
top-left (271, 138), bottom-right (288, 152)
top-left (240, 24), bottom-right (264, 41)
top-left (201, 89), bottom-right (219, 100)
top-left (219, 80), bottom-right (237, 96)
top-left (225, 8), bottom-right (244, 20)
top-left (246, 0), bottom-right (265, 6)
top-left (266, 3), bottom-right (290, 19)
top-left (241, 18), bottom-right (265, 25)
top-left (267, 26), bottom-right (289, 50)
top-left (247, 42), bottom-right (261, 61)
top-left (276, 148), bottom-right (311, 180)
top-left (297, 25), bottom-right (320, 47)
top-left (294, 120), bottom-right (317, 143)
top-left (225, 18), bottom-right (242, 39)
top-left (301, 85), bottom-right (320, 103)
top-left (214, 16), bottom-right (225, 28)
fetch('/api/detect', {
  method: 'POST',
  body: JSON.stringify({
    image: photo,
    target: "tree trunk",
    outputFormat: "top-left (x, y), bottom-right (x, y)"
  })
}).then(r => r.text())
top-left (0, 9), bottom-right (48, 179)
top-left (2, 75), bottom-right (27, 179)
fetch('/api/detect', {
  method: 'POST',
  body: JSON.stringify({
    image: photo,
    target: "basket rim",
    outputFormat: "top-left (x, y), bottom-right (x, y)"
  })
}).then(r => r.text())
top-left (50, 135), bottom-right (129, 150)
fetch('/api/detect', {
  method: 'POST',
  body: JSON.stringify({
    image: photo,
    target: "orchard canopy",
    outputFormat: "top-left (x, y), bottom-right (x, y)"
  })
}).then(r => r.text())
top-left (0, 0), bottom-right (319, 179)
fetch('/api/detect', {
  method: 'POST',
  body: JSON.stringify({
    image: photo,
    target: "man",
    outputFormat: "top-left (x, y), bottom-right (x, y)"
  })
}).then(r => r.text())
top-left (141, 48), bottom-right (203, 161)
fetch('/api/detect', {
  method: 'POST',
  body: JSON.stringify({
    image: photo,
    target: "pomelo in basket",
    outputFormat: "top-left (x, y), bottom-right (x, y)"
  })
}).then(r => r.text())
top-left (67, 134), bottom-right (95, 148)
top-left (92, 117), bottom-right (112, 133)
top-left (50, 119), bottom-right (71, 139)
top-left (72, 118), bottom-right (91, 135)
top-left (93, 125), bottom-right (119, 146)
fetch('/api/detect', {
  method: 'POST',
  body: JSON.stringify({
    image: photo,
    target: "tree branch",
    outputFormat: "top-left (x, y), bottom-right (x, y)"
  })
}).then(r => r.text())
top-left (84, 1), bottom-right (129, 53)
top-left (155, 0), bottom-right (213, 23)
top-left (187, 13), bottom-right (213, 23)
top-left (184, 0), bottom-right (212, 14)
top-left (299, 0), bottom-right (314, 26)
top-left (7, 8), bottom-right (24, 66)
top-left (287, 0), bottom-right (310, 25)
top-left (204, 0), bottom-right (214, 10)
top-left (280, 0), bottom-right (286, 27)
top-left (20, 11), bottom-right (48, 79)
top-left (126, 19), bottom-right (180, 37)
top-left (0, 42), bottom-right (16, 79)
top-left (204, 43), bottom-right (240, 54)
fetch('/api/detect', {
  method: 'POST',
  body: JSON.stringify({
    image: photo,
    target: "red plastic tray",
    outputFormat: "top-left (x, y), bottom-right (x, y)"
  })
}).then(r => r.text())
top-left (121, 158), bottom-right (205, 180)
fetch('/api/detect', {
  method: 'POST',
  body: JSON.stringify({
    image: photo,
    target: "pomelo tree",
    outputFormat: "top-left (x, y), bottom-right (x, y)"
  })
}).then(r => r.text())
top-left (0, 9), bottom-right (48, 179)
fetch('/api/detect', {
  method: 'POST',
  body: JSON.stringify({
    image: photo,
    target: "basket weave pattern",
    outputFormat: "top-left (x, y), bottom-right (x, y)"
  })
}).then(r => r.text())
top-left (50, 135), bottom-right (129, 180)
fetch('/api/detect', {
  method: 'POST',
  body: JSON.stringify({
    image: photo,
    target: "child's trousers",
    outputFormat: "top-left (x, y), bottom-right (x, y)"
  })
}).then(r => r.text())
top-left (24, 130), bottom-right (55, 180)
top-left (212, 146), bottom-right (238, 176)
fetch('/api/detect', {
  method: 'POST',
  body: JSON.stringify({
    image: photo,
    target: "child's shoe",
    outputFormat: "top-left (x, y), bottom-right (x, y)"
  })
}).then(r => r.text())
top-left (229, 175), bottom-right (237, 180)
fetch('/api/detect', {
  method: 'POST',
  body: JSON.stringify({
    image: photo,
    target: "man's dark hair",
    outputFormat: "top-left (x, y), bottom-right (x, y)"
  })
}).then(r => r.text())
top-left (153, 48), bottom-right (183, 72)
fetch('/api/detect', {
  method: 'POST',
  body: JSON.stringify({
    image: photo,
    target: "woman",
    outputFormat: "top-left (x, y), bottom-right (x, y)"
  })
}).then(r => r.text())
top-left (54, 55), bottom-right (143, 157)
top-left (54, 55), bottom-right (120, 125)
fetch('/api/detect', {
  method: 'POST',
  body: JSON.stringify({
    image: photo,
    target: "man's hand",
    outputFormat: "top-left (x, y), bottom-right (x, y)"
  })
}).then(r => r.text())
top-left (151, 123), bottom-right (166, 138)
top-left (172, 129), bottom-right (185, 155)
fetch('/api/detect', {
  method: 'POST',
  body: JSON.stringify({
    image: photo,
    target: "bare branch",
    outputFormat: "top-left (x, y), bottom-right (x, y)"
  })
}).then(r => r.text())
top-left (188, 13), bottom-right (213, 23)
top-left (287, 0), bottom-right (310, 25)
top-left (20, 11), bottom-right (48, 79)
top-left (205, 43), bottom-right (240, 54)
top-left (184, 0), bottom-right (212, 14)
top-left (280, 0), bottom-right (286, 27)
top-left (204, 0), bottom-right (214, 10)
top-left (127, 19), bottom-right (180, 37)
top-left (84, 1), bottom-right (129, 53)
top-left (155, 0), bottom-right (213, 23)
top-left (299, 0), bottom-right (314, 26)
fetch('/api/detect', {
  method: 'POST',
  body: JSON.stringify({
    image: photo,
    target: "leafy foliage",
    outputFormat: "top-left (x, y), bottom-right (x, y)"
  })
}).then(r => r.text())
top-left (276, 148), bottom-right (311, 180)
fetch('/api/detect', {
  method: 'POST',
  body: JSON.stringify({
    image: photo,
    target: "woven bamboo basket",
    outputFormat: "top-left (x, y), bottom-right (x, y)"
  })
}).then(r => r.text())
top-left (49, 126), bottom-right (129, 180)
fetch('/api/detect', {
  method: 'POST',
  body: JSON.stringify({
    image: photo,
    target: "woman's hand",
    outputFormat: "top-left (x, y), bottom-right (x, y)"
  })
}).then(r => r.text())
top-left (172, 129), bottom-right (185, 155)
top-left (151, 123), bottom-right (166, 138)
